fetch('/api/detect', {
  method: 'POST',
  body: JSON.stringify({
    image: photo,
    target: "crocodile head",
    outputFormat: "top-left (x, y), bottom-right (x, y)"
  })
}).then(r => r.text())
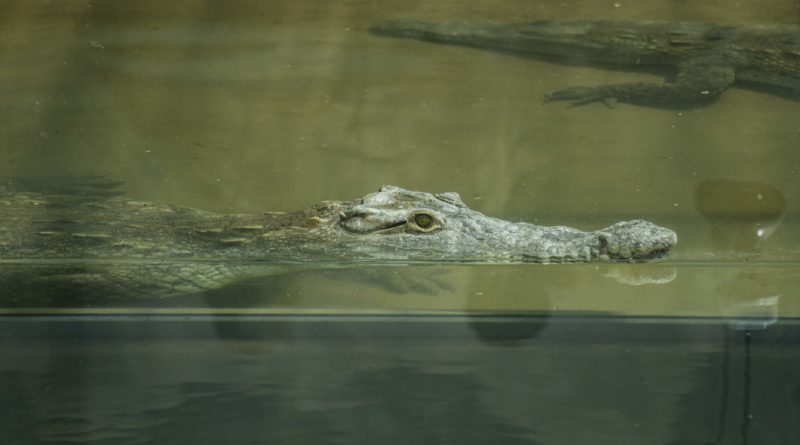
top-left (315, 185), bottom-right (676, 263)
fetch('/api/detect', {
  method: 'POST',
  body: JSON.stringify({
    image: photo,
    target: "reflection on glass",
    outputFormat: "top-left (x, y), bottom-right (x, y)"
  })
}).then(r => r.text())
top-left (0, 2), bottom-right (798, 444)
top-left (695, 178), bottom-right (786, 256)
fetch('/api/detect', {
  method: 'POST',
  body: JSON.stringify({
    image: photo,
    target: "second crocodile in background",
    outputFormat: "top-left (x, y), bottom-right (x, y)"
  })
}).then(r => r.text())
top-left (369, 20), bottom-right (800, 107)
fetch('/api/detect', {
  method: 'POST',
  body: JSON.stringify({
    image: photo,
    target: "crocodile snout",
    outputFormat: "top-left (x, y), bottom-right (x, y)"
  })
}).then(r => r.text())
top-left (596, 220), bottom-right (677, 260)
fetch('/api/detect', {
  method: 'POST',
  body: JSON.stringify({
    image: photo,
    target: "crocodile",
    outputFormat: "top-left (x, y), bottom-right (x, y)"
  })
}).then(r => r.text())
top-left (0, 179), bottom-right (676, 302)
top-left (369, 20), bottom-right (800, 107)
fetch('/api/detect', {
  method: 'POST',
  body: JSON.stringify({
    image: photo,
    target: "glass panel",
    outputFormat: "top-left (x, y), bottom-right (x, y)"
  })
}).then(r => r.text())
top-left (0, 0), bottom-right (798, 443)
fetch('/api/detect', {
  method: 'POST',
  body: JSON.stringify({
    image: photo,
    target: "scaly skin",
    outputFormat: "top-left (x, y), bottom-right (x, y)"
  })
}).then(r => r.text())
top-left (0, 184), bottom-right (676, 262)
top-left (369, 20), bottom-right (800, 107)
top-left (0, 180), bottom-right (677, 301)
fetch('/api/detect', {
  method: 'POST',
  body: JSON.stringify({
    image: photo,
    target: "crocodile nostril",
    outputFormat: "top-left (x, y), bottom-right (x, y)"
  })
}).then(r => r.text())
top-left (597, 234), bottom-right (609, 250)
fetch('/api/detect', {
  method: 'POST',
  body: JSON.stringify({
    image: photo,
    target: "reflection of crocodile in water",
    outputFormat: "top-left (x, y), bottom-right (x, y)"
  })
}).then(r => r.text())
top-left (0, 178), bottom-right (676, 301)
top-left (370, 20), bottom-right (800, 107)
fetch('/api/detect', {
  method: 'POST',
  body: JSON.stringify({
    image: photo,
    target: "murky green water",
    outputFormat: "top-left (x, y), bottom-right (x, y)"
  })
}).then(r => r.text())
top-left (3, 316), bottom-right (800, 444)
top-left (1, 0), bottom-right (799, 443)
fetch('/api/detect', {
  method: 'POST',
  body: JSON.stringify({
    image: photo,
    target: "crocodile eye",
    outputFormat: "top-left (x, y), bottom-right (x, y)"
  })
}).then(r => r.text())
top-left (409, 211), bottom-right (440, 233)
top-left (415, 213), bottom-right (433, 228)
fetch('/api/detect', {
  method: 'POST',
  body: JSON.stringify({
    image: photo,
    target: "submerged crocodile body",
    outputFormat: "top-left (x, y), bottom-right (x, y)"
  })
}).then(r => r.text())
top-left (0, 179), bottom-right (676, 302)
top-left (370, 20), bottom-right (800, 107)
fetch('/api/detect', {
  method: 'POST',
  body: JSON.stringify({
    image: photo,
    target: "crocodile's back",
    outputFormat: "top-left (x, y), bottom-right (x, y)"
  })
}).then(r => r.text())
top-left (1, 191), bottom-right (222, 259)
top-left (370, 19), bottom-right (800, 103)
top-left (727, 25), bottom-right (800, 93)
top-left (0, 190), bottom-right (333, 303)
top-left (0, 190), bottom-right (348, 260)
